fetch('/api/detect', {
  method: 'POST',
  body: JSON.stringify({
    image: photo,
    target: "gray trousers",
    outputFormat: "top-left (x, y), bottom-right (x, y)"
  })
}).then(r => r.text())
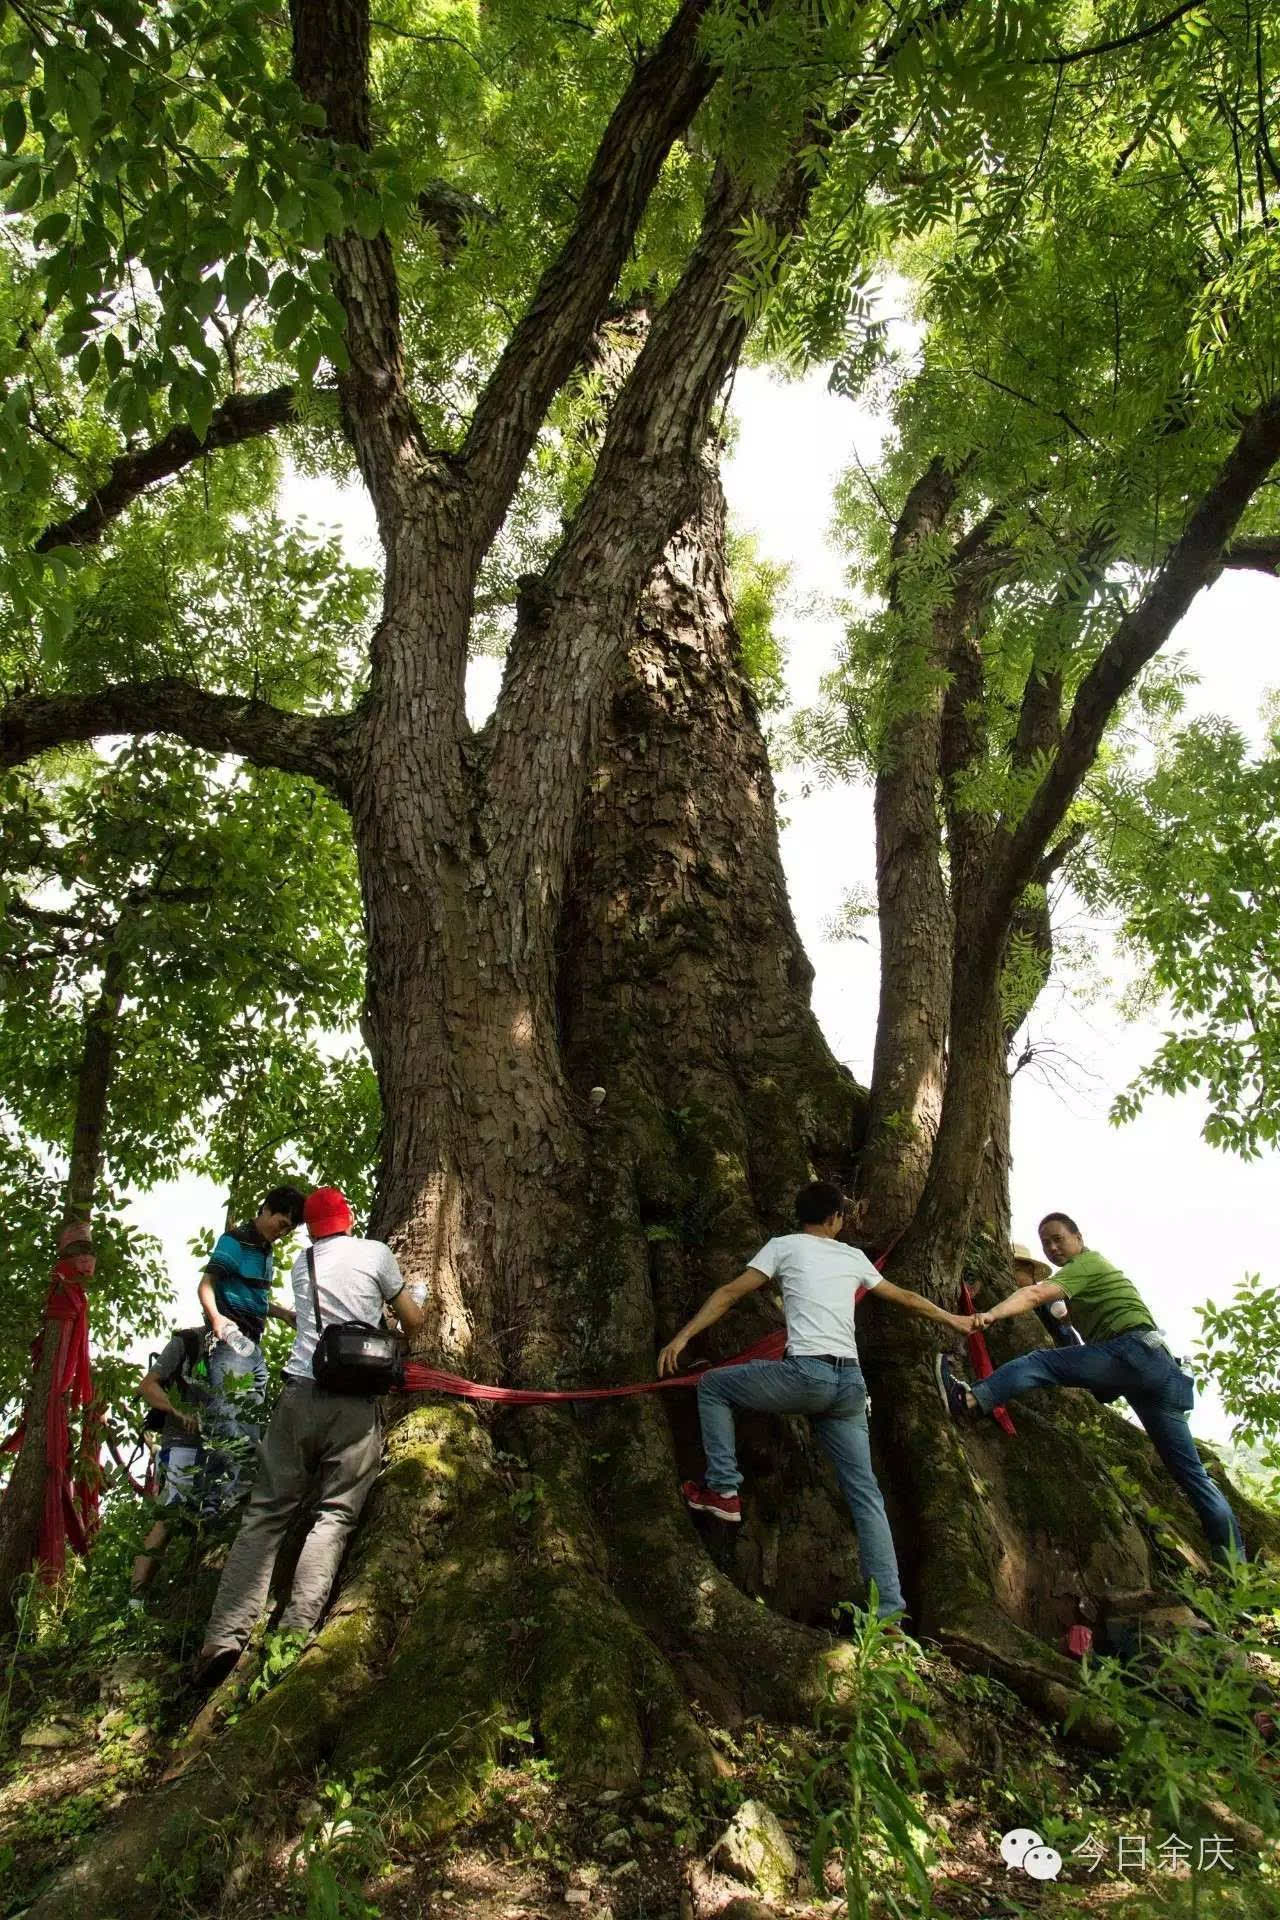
top-left (202, 1379), bottom-right (382, 1654)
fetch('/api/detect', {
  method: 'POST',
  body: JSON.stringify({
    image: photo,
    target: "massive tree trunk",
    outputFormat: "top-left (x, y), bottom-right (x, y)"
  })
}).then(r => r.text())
top-left (558, 458), bottom-right (871, 1629)
top-left (0, 946), bottom-right (125, 1628)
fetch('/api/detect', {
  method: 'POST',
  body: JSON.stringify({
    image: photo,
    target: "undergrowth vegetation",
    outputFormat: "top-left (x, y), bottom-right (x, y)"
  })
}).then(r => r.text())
top-left (3, 1520), bottom-right (1279, 1920)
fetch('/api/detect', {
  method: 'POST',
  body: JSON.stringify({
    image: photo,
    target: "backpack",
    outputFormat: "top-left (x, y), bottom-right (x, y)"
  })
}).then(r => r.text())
top-left (143, 1328), bottom-right (207, 1431)
top-left (307, 1247), bottom-right (404, 1396)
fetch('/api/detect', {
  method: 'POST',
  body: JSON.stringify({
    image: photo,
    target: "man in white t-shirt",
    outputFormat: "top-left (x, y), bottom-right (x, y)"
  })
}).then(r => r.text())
top-left (657, 1179), bottom-right (973, 1622)
top-left (195, 1186), bottom-right (425, 1687)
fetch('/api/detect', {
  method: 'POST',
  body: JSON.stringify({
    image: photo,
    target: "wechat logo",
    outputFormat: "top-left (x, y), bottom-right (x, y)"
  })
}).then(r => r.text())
top-left (1000, 1829), bottom-right (1062, 1881)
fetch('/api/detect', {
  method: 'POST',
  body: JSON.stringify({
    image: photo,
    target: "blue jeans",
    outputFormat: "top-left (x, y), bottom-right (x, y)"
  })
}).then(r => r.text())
top-left (972, 1334), bottom-right (1244, 1563)
top-left (696, 1355), bottom-right (906, 1618)
top-left (203, 1335), bottom-right (268, 1515)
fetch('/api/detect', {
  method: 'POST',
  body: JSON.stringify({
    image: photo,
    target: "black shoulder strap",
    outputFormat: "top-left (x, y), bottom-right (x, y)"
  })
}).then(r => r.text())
top-left (306, 1246), bottom-right (324, 1335)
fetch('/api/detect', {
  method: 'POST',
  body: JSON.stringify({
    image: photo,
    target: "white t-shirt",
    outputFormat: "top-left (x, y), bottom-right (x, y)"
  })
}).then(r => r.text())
top-left (747, 1233), bottom-right (881, 1360)
top-left (286, 1234), bottom-right (407, 1379)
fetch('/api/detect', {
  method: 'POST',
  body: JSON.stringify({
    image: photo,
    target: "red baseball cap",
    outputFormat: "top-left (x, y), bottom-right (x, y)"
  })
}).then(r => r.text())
top-left (303, 1187), bottom-right (354, 1238)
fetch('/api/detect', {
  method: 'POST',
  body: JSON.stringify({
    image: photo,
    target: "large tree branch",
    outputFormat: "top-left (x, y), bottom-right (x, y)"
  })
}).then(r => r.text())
top-left (480, 1), bottom-right (977, 930)
top-left (7, 899), bottom-right (91, 935)
top-left (480, 164), bottom-right (761, 925)
top-left (290, 0), bottom-right (436, 529)
top-left (459, 0), bottom-right (716, 549)
top-left (990, 398), bottom-right (1280, 934)
top-left (35, 387), bottom-right (297, 552)
top-left (481, 128), bottom-right (830, 947)
top-left (858, 457), bottom-right (960, 1239)
top-left (417, 179), bottom-right (495, 259)
top-left (1032, 1), bottom-right (1205, 68)
top-left (1007, 528), bottom-right (1116, 773)
top-left (1222, 533), bottom-right (1280, 574)
top-left (0, 680), bottom-right (354, 800)
top-left (1033, 821), bottom-right (1088, 889)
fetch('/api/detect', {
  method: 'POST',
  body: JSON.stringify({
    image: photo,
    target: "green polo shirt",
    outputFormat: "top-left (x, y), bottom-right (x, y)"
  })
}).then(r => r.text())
top-left (1056, 1249), bottom-right (1155, 1345)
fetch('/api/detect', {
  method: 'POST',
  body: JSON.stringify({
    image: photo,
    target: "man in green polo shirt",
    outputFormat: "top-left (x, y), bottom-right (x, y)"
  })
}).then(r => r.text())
top-left (936, 1210), bottom-right (1244, 1565)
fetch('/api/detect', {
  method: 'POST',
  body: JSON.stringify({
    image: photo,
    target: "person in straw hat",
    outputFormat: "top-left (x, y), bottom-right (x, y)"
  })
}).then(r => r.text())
top-left (1011, 1240), bottom-right (1082, 1348)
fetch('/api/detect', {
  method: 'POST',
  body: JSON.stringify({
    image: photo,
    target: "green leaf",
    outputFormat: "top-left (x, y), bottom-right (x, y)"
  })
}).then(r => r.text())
top-left (271, 298), bottom-right (310, 353)
top-left (2, 99), bottom-right (26, 156)
top-left (223, 255), bottom-right (255, 316)
top-left (31, 210), bottom-right (71, 246)
top-left (4, 165), bottom-right (41, 214)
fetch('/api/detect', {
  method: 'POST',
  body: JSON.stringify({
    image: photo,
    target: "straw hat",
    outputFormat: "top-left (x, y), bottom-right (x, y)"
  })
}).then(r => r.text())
top-left (1010, 1242), bottom-right (1052, 1282)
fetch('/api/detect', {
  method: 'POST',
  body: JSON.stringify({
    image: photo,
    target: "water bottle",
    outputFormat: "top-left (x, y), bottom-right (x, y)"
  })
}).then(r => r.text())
top-left (220, 1324), bottom-right (255, 1359)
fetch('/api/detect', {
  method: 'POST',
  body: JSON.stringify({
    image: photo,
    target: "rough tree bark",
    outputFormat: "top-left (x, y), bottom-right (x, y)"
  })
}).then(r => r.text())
top-left (869, 402), bottom-right (1280, 1666)
top-left (858, 459), bottom-right (956, 1245)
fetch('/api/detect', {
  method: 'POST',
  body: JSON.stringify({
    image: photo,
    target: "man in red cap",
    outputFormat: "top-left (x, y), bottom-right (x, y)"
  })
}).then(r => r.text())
top-left (194, 1187), bottom-right (425, 1687)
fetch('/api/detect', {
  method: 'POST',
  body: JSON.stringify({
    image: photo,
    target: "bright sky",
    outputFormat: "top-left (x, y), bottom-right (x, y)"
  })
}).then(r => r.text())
top-left (129, 363), bottom-right (1280, 1447)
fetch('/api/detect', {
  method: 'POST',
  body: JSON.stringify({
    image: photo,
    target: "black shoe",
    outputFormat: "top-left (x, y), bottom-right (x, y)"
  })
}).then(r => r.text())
top-left (935, 1353), bottom-right (976, 1422)
top-left (189, 1647), bottom-right (241, 1693)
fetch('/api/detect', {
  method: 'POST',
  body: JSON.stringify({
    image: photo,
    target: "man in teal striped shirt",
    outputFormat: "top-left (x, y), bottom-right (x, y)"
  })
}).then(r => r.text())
top-left (197, 1184), bottom-right (305, 1510)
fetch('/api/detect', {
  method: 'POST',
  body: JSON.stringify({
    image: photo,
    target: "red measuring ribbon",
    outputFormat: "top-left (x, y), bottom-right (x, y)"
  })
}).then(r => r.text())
top-left (403, 1249), bottom-right (1013, 1431)
top-left (403, 1323), bottom-right (791, 1403)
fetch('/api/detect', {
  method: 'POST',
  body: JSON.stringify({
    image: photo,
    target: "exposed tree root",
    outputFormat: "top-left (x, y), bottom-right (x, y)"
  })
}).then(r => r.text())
top-left (596, 1399), bottom-right (859, 1725)
top-left (938, 1624), bottom-right (1121, 1751)
top-left (24, 1302), bottom-right (1276, 1919)
top-left (520, 1409), bottom-right (722, 1790)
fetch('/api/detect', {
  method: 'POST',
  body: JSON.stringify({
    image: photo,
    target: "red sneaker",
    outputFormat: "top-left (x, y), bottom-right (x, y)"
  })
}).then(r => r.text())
top-left (682, 1480), bottom-right (742, 1523)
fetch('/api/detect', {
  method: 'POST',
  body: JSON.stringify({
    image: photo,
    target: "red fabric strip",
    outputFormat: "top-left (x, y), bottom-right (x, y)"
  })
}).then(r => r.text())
top-left (403, 1324), bottom-right (793, 1404)
top-left (959, 1281), bottom-right (1016, 1436)
top-left (405, 1274), bottom-right (891, 1407)
top-left (2, 1264), bottom-right (101, 1581)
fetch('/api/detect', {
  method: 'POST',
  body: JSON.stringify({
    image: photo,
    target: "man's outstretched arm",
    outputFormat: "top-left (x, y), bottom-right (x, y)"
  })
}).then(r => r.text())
top-left (870, 1279), bottom-right (979, 1335)
top-left (657, 1268), bottom-right (771, 1377)
top-left (975, 1278), bottom-right (1067, 1328)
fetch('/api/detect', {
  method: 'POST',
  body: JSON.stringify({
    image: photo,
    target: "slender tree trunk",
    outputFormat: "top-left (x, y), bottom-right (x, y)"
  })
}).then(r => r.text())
top-left (859, 462), bottom-right (956, 1242)
top-left (0, 946), bottom-right (125, 1626)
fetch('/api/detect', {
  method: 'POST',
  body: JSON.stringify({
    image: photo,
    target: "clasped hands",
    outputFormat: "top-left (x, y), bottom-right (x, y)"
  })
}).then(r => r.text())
top-left (950, 1310), bottom-right (993, 1335)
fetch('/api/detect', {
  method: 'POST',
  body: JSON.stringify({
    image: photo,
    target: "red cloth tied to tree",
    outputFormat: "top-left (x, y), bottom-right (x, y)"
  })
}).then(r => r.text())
top-left (959, 1280), bottom-right (1016, 1435)
top-left (1, 1224), bottom-right (102, 1581)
